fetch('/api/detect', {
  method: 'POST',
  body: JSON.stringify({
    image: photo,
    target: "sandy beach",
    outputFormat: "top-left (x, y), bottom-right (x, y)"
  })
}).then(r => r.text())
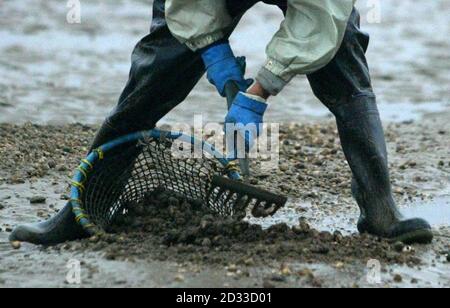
top-left (0, 0), bottom-right (449, 288)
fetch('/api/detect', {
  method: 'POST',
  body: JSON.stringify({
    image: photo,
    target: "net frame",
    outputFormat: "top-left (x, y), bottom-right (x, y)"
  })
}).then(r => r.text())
top-left (70, 129), bottom-right (241, 235)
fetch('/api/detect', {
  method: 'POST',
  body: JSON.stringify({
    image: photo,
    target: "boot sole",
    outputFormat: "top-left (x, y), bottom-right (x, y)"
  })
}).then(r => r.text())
top-left (388, 229), bottom-right (434, 245)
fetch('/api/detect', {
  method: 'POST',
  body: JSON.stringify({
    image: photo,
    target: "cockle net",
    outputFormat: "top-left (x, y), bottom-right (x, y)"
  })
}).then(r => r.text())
top-left (82, 137), bottom-right (248, 230)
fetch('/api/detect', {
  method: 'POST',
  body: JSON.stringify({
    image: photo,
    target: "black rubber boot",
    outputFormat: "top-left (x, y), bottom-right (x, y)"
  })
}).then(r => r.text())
top-left (9, 121), bottom-right (125, 245)
top-left (332, 96), bottom-right (433, 244)
top-left (9, 203), bottom-right (87, 245)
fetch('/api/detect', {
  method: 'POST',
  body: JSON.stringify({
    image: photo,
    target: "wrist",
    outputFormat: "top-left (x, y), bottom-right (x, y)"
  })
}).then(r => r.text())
top-left (256, 66), bottom-right (288, 96)
top-left (233, 92), bottom-right (268, 115)
top-left (247, 81), bottom-right (271, 100)
top-left (243, 93), bottom-right (267, 104)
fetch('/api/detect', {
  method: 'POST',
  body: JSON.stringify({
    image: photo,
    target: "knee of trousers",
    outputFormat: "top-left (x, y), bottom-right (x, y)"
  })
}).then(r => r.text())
top-left (329, 93), bottom-right (378, 122)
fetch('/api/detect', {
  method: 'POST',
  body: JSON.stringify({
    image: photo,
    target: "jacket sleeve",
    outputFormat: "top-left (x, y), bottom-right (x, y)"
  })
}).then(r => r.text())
top-left (257, 0), bottom-right (355, 95)
top-left (165, 0), bottom-right (232, 51)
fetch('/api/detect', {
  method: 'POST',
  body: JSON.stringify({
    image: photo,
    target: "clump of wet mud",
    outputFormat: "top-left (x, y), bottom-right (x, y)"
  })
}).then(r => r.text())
top-left (55, 190), bottom-right (422, 267)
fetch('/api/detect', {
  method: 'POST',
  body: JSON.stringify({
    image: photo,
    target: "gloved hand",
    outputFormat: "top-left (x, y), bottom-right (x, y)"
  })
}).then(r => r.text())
top-left (201, 41), bottom-right (253, 97)
top-left (225, 92), bottom-right (268, 159)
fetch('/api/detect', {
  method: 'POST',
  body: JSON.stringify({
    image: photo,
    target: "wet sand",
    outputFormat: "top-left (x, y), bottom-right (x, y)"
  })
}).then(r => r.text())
top-left (0, 0), bottom-right (449, 288)
top-left (0, 117), bottom-right (449, 288)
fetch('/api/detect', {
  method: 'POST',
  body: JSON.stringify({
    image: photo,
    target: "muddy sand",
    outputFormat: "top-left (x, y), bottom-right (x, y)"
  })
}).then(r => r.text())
top-left (0, 0), bottom-right (449, 288)
top-left (0, 118), bottom-right (449, 288)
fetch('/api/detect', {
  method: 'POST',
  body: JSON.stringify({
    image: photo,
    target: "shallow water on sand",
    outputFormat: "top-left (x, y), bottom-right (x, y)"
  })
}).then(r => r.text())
top-left (251, 195), bottom-right (450, 236)
top-left (403, 197), bottom-right (450, 227)
top-left (0, 0), bottom-right (449, 125)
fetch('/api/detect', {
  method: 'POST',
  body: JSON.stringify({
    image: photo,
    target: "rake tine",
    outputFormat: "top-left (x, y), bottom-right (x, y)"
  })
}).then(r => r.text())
top-left (211, 175), bottom-right (287, 218)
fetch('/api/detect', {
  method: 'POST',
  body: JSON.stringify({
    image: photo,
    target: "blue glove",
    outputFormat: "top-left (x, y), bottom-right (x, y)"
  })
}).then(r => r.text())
top-left (201, 42), bottom-right (252, 97)
top-left (225, 92), bottom-right (268, 159)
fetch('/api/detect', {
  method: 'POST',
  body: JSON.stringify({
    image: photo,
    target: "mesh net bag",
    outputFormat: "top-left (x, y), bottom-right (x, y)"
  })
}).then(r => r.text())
top-left (82, 136), bottom-right (245, 230)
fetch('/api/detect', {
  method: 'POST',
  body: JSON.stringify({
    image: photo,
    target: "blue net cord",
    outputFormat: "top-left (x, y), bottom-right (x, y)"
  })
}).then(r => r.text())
top-left (70, 129), bottom-right (241, 234)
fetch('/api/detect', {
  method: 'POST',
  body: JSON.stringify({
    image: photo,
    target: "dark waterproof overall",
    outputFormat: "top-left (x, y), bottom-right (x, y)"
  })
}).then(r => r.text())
top-left (10, 0), bottom-right (432, 245)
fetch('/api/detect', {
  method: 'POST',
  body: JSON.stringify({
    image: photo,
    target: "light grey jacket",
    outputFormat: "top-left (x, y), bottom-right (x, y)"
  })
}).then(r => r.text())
top-left (165, 0), bottom-right (355, 95)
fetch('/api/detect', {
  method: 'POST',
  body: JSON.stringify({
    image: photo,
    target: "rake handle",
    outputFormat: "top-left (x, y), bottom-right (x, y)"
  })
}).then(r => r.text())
top-left (224, 81), bottom-right (251, 176)
top-left (224, 81), bottom-right (240, 109)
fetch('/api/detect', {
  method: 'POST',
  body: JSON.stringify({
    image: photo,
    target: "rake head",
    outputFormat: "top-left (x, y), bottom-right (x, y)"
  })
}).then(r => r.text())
top-left (209, 175), bottom-right (287, 219)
